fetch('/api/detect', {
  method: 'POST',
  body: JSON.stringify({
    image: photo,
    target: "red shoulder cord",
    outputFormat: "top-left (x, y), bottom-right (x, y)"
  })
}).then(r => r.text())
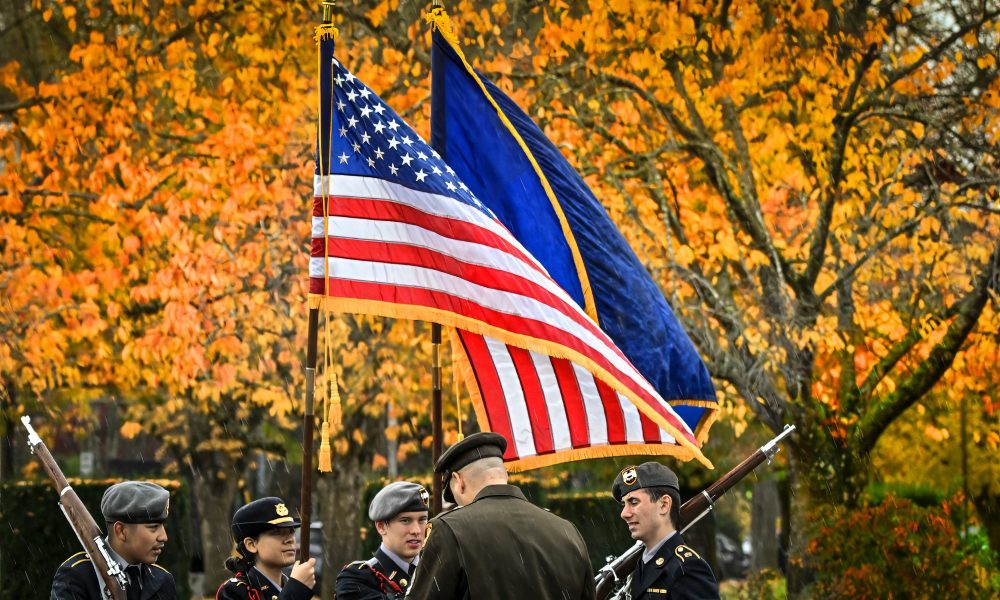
top-left (234, 571), bottom-right (262, 600)
top-left (370, 568), bottom-right (404, 594)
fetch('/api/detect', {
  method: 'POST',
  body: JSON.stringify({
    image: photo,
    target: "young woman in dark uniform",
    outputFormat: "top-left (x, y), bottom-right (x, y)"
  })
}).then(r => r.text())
top-left (215, 497), bottom-right (316, 600)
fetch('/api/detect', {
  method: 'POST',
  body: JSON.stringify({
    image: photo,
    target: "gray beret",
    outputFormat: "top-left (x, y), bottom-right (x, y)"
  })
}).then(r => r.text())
top-left (101, 482), bottom-right (170, 524)
top-left (611, 462), bottom-right (680, 502)
top-left (369, 481), bottom-right (429, 522)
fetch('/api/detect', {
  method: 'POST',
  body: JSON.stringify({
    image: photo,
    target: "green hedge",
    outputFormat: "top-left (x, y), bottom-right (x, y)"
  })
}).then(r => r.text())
top-left (0, 478), bottom-right (190, 600)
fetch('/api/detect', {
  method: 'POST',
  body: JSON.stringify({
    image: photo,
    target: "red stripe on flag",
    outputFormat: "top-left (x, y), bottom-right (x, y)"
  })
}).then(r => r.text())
top-left (595, 378), bottom-right (627, 444)
top-left (507, 346), bottom-right (554, 455)
top-left (314, 195), bottom-right (545, 279)
top-left (550, 357), bottom-right (591, 449)
top-left (641, 412), bottom-right (662, 444)
top-left (459, 331), bottom-right (517, 461)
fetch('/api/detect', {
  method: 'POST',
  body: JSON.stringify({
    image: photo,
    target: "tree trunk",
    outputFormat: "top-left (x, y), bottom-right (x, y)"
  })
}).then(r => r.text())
top-left (317, 462), bottom-right (367, 600)
top-left (0, 380), bottom-right (16, 483)
top-left (751, 479), bottom-right (779, 572)
top-left (785, 455), bottom-right (820, 597)
top-left (682, 508), bottom-right (719, 578)
top-left (190, 457), bottom-right (241, 598)
top-left (970, 485), bottom-right (1000, 558)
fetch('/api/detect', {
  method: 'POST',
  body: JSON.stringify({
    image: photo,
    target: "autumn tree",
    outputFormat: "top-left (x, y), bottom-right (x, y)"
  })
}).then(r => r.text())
top-left (520, 0), bottom-right (1000, 591)
top-left (2, 1), bottom-right (457, 594)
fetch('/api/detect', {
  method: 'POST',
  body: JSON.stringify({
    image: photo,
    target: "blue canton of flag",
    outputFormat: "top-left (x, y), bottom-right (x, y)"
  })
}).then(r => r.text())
top-left (324, 58), bottom-right (485, 212)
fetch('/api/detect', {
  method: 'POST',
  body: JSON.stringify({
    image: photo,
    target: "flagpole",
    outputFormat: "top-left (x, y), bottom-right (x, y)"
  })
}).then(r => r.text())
top-left (300, 308), bottom-right (318, 558)
top-left (429, 0), bottom-right (445, 516)
top-left (299, 0), bottom-right (336, 560)
top-left (431, 323), bottom-right (443, 514)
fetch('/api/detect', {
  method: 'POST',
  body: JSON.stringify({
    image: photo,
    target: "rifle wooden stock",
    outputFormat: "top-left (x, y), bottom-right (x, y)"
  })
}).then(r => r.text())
top-left (594, 425), bottom-right (795, 600)
top-left (22, 417), bottom-right (126, 600)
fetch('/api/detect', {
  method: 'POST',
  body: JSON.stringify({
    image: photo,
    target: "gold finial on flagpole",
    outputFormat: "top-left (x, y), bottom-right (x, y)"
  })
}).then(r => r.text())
top-left (322, 1), bottom-right (335, 24)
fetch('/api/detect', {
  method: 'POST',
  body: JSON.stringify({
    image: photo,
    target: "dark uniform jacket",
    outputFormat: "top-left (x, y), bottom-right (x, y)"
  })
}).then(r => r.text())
top-left (51, 551), bottom-right (176, 600)
top-left (626, 533), bottom-right (719, 600)
top-left (336, 547), bottom-right (416, 599)
top-left (406, 484), bottom-right (595, 600)
top-left (215, 567), bottom-right (312, 600)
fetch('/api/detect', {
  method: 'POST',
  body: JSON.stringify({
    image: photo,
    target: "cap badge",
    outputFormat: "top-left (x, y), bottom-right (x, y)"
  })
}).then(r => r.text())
top-left (419, 487), bottom-right (430, 507)
top-left (622, 466), bottom-right (638, 485)
top-left (275, 503), bottom-right (289, 517)
top-left (165, 498), bottom-right (170, 517)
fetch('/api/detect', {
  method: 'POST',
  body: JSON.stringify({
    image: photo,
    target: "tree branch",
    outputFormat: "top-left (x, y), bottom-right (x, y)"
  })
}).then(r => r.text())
top-left (856, 237), bottom-right (1000, 455)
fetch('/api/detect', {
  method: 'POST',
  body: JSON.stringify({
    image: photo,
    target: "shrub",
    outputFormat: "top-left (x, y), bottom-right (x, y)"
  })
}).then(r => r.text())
top-left (805, 494), bottom-right (998, 599)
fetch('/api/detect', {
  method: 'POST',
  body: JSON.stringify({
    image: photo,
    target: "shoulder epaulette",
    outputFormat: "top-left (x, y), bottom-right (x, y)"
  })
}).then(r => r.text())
top-left (674, 544), bottom-right (701, 563)
top-left (60, 552), bottom-right (89, 568)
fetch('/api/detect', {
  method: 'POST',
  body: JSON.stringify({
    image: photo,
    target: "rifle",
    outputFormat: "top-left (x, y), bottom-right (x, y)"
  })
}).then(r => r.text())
top-left (22, 416), bottom-right (127, 600)
top-left (594, 424), bottom-right (796, 600)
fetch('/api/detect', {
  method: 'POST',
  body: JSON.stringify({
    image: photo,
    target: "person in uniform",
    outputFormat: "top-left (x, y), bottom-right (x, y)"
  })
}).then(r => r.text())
top-left (336, 481), bottom-right (430, 599)
top-left (215, 496), bottom-right (316, 600)
top-left (406, 432), bottom-right (595, 600)
top-left (51, 481), bottom-right (176, 600)
top-left (612, 462), bottom-right (719, 600)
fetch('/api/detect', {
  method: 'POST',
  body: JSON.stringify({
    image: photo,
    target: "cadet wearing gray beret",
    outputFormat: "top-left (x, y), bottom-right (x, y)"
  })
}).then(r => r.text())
top-left (336, 482), bottom-right (429, 599)
top-left (369, 481), bottom-right (430, 522)
top-left (52, 481), bottom-right (176, 600)
top-left (101, 481), bottom-right (171, 524)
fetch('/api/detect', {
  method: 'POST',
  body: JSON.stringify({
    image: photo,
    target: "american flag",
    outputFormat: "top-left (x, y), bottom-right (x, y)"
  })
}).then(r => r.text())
top-left (311, 50), bottom-right (708, 466)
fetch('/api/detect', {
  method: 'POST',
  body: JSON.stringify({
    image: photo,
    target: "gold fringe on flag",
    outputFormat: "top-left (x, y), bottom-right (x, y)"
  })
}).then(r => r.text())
top-left (449, 328), bottom-right (464, 441)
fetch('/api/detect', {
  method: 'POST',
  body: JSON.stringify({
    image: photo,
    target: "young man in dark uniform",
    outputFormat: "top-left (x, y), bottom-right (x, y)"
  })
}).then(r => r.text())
top-left (406, 432), bottom-right (595, 600)
top-left (51, 481), bottom-right (176, 600)
top-left (336, 481), bottom-right (430, 599)
top-left (612, 462), bottom-right (720, 600)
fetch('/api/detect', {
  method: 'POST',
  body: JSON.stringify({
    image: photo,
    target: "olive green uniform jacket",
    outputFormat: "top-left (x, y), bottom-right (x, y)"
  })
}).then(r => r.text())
top-left (406, 484), bottom-right (595, 600)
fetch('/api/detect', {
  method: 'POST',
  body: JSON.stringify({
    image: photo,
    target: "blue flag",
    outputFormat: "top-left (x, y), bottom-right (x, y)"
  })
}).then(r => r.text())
top-left (429, 13), bottom-right (717, 439)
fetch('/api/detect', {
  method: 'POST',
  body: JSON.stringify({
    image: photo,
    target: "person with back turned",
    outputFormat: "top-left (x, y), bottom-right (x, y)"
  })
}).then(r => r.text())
top-left (612, 462), bottom-right (719, 600)
top-left (406, 432), bottom-right (595, 600)
top-left (51, 481), bottom-right (176, 600)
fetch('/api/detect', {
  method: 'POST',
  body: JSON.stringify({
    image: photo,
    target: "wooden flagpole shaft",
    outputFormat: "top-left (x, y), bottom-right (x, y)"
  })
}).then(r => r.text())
top-left (300, 307), bottom-right (319, 558)
top-left (431, 322), bottom-right (443, 514)
top-left (429, 0), bottom-right (445, 514)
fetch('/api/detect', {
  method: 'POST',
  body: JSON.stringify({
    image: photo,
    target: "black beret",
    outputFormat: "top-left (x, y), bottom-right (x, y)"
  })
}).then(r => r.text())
top-left (611, 462), bottom-right (680, 502)
top-left (435, 432), bottom-right (507, 503)
top-left (369, 481), bottom-right (429, 522)
top-left (101, 482), bottom-right (170, 524)
top-left (231, 497), bottom-right (301, 542)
